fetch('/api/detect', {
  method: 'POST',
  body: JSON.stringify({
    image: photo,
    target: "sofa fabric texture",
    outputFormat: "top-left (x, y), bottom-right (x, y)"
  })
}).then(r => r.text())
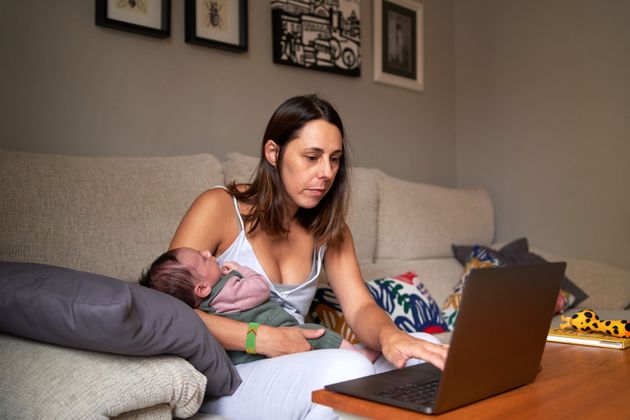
top-left (0, 334), bottom-right (205, 419)
top-left (1, 149), bottom-right (628, 419)
top-left (0, 151), bottom-right (224, 283)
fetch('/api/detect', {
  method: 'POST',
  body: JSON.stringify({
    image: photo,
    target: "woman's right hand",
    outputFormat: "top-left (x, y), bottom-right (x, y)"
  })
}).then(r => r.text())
top-left (256, 325), bottom-right (325, 358)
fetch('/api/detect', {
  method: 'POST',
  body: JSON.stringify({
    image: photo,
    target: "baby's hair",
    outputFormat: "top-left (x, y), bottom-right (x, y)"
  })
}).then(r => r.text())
top-left (138, 249), bottom-right (203, 308)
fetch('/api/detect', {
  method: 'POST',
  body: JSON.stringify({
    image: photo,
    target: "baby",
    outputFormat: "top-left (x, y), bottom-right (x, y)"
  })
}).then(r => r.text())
top-left (139, 247), bottom-right (378, 364)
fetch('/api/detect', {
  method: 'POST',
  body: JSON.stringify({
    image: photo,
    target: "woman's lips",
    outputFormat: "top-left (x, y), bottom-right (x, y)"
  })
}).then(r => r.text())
top-left (306, 188), bottom-right (325, 196)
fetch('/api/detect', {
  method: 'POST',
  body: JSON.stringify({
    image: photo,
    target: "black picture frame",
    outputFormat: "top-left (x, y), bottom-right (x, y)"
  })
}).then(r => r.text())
top-left (185, 0), bottom-right (248, 53)
top-left (95, 0), bottom-right (171, 38)
top-left (382, 1), bottom-right (417, 80)
top-left (271, 0), bottom-right (361, 77)
top-left (373, 0), bottom-right (423, 91)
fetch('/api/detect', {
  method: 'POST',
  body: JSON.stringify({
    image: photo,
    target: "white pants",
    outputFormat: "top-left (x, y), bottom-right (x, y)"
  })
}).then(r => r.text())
top-left (199, 332), bottom-right (441, 420)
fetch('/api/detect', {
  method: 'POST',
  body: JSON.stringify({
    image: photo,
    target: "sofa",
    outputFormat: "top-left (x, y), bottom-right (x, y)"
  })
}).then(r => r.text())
top-left (1, 149), bottom-right (629, 419)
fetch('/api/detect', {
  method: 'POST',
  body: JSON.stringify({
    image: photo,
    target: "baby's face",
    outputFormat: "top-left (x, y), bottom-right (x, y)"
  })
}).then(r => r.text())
top-left (176, 248), bottom-right (223, 286)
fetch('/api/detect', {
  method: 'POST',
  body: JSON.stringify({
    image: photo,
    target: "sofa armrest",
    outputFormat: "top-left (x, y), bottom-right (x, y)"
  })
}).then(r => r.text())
top-left (0, 334), bottom-right (206, 419)
top-left (559, 257), bottom-right (630, 310)
top-left (530, 249), bottom-right (630, 310)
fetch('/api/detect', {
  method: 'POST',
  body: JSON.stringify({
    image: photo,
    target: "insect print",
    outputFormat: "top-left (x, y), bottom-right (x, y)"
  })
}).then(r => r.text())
top-left (117, 0), bottom-right (147, 13)
top-left (205, 0), bottom-right (224, 29)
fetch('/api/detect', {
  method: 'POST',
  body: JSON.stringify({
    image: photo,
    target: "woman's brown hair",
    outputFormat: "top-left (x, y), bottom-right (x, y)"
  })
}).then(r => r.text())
top-left (227, 94), bottom-right (351, 247)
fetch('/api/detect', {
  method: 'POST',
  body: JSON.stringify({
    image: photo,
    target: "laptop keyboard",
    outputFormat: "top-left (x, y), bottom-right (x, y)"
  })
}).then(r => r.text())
top-left (376, 379), bottom-right (439, 406)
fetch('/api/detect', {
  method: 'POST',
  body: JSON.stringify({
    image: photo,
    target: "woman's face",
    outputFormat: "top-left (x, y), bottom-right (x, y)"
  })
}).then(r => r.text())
top-left (274, 119), bottom-right (343, 214)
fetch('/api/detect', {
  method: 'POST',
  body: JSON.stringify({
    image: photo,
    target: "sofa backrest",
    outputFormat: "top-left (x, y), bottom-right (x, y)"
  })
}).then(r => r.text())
top-left (375, 173), bottom-right (494, 260)
top-left (1, 150), bottom-right (495, 282)
top-left (0, 150), bottom-right (223, 282)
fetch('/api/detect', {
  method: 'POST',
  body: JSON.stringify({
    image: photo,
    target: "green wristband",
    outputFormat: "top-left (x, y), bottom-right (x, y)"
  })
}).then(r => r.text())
top-left (246, 322), bottom-right (260, 355)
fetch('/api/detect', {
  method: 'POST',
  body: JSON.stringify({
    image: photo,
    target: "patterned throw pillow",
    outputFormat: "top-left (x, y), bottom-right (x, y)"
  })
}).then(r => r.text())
top-left (366, 272), bottom-right (449, 334)
top-left (451, 237), bottom-right (587, 309)
top-left (442, 245), bottom-right (503, 330)
top-left (310, 271), bottom-right (449, 343)
top-left (311, 286), bottom-right (360, 343)
top-left (555, 289), bottom-right (576, 314)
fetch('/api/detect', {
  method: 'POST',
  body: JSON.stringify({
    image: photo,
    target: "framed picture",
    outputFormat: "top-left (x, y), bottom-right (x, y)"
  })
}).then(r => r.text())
top-left (95, 0), bottom-right (171, 38)
top-left (185, 0), bottom-right (248, 52)
top-left (373, 0), bottom-right (423, 91)
top-left (271, 0), bottom-right (361, 77)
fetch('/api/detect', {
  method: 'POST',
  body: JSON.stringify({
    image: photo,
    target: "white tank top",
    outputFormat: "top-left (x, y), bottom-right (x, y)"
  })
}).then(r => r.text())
top-left (214, 189), bottom-right (326, 323)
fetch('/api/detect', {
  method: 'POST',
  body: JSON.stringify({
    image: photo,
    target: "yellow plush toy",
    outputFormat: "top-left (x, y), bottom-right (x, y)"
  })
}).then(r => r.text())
top-left (560, 309), bottom-right (630, 338)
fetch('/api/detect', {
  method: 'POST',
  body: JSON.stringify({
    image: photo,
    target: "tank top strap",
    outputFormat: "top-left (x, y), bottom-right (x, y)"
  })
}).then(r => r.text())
top-left (209, 186), bottom-right (245, 233)
top-left (230, 196), bottom-right (245, 233)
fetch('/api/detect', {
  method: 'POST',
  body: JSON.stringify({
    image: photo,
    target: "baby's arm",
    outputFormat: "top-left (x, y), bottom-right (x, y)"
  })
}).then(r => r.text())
top-left (211, 265), bottom-right (271, 313)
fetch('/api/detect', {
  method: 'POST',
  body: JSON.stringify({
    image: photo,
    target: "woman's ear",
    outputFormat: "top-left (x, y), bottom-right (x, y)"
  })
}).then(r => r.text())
top-left (264, 140), bottom-right (279, 167)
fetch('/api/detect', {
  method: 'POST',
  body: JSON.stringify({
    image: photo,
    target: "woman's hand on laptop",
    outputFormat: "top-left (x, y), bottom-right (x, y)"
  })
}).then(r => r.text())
top-left (379, 326), bottom-right (449, 370)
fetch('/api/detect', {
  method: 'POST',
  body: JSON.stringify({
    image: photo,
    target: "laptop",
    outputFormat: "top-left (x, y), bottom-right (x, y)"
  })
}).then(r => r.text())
top-left (325, 262), bottom-right (566, 415)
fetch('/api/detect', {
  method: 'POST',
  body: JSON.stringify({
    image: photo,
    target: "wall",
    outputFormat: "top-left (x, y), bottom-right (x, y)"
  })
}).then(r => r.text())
top-left (0, 0), bottom-right (456, 186)
top-left (455, 0), bottom-right (630, 271)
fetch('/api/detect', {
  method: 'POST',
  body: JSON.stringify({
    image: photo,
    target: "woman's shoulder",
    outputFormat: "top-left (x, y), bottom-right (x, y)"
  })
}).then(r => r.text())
top-left (184, 187), bottom-right (235, 219)
top-left (170, 187), bottom-right (238, 251)
top-left (194, 185), bottom-right (255, 217)
top-left (198, 184), bottom-right (250, 199)
top-left (197, 186), bottom-right (232, 201)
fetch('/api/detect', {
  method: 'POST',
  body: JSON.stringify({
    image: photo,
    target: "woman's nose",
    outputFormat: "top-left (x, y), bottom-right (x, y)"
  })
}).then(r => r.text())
top-left (319, 159), bottom-right (333, 179)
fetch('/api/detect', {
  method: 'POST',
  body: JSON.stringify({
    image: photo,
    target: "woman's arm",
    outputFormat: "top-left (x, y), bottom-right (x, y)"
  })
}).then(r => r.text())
top-left (195, 310), bottom-right (322, 356)
top-left (324, 225), bottom-right (449, 370)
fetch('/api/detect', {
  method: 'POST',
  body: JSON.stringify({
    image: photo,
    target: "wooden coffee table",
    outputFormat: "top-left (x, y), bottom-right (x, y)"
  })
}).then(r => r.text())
top-left (313, 343), bottom-right (629, 419)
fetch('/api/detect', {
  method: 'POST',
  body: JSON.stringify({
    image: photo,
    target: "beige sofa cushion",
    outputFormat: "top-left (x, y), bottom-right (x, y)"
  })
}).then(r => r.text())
top-left (346, 167), bottom-right (379, 264)
top-left (221, 153), bottom-right (379, 264)
top-left (0, 150), bottom-right (223, 282)
top-left (562, 258), bottom-right (630, 310)
top-left (502, 245), bottom-right (630, 310)
top-left (376, 173), bottom-right (494, 260)
top-left (222, 152), bottom-right (259, 185)
top-left (0, 334), bottom-right (206, 419)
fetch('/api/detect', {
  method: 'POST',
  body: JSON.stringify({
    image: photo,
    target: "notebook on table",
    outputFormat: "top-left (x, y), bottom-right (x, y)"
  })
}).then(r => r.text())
top-left (325, 262), bottom-right (566, 415)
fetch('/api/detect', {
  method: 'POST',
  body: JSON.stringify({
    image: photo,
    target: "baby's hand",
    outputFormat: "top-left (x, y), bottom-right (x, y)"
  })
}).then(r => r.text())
top-left (222, 261), bottom-right (241, 274)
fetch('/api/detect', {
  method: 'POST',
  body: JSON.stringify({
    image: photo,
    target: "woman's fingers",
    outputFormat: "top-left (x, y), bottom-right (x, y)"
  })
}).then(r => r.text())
top-left (381, 330), bottom-right (449, 370)
top-left (256, 326), bottom-right (324, 358)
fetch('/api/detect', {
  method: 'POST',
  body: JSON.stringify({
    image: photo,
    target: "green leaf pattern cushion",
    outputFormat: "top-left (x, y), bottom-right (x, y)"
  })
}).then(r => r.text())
top-left (310, 271), bottom-right (448, 342)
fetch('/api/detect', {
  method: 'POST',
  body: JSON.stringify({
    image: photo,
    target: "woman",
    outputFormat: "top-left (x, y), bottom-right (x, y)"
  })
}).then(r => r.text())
top-left (170, 94), bottom-right (448, 418)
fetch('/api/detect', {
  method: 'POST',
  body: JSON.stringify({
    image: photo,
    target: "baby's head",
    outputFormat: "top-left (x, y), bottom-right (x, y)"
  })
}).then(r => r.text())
top-left (139, 247), bottom-right (223, 308)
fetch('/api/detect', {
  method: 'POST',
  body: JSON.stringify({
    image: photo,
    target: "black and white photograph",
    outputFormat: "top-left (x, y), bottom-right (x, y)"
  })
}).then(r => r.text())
top-left (185, 0), bottom-right (248, 52)
top-left (271, 0), bottom-right (361, 77)
top-left (383, 2), bottom-right (415, 79)
top-left (373, 0), bottom-right (423, 91)
top-left (95, 0), bottom-right (171, 38)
